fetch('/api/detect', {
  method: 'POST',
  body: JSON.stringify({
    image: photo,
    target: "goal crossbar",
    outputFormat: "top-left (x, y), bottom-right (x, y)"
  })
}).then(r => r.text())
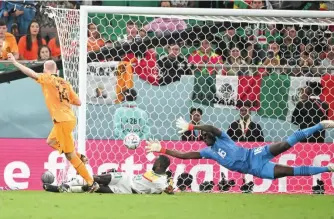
top-left (80, 6), bottom-right (334, 18)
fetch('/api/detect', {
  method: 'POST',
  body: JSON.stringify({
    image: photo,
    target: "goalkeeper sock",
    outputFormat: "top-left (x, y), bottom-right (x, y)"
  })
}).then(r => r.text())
top-left (293, 166), bottom-right (329, 176)
top-left (69, 155), bottom-right (94, 186)
top-left (287, 124), bottom-right (323, 147)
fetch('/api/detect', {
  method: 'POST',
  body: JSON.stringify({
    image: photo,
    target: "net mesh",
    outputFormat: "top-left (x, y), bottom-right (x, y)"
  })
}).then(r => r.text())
top-left (49, 7), bottom-right (334, 193)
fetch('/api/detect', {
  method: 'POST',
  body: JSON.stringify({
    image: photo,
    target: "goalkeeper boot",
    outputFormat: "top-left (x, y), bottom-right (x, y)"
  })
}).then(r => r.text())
top-left (87, 182), bottom-right (99, 193)
top-left (320, 120), bottom-right (334, 129)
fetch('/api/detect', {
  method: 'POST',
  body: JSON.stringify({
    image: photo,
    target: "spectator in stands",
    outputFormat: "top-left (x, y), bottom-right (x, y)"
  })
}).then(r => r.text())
top-left (280, 25), bottom-right (301, 66)
top-left (233, 0), bottom-right (272, 9)
top-left (36, 1), bottom-right (79, 41)
top-left (272, 1), bottom-right (328, 10)
top-left (250, 0), bottom-right (266, 9)
top-left (188, 38), bottom-right (223, 75)
top-left (10, 23), bottom-right (19, 41)
top-left (117, 21), bottom-right (140, 44)
top-left (1, 0), bottom-right (36, 35)
top-left (105, 40), bottom-right (113, 48)
top-left (139, 28), bottom-right (147, 39)
top-left (181, 107), bottom-right (203, 141)
top-left (262, 42), bottom-right (281, 68)
top-left (298, 51), bottom-right (316, 76)
top-left (157, 42), bottom-right (191, 85)
top-left (220, 26), bottom-right (242, 59)
top-left (48, 35), bottom-right (61, 60)
top-left (87, 23), bottom-right (105, 52)
top-left (143, 1), bottom-right (187, 37)
top-left (38, 45), bottom-right (51, 61)
top-left (227, 100), bottom-right (264, 142)
top-left (113, 88), bottom-right (150, 140)
top-left (170, 0), bottom-right (195, 7)
top-left (322, 44), bottom-right (334, 74)
top-left (225, 46), bottom-right (249, 76)
top-left (18, 20), bottom-right (46, 60)
top-left (292, 81), bottom-right (329, 143)
top-left (0, 19), bottom-right (19, 59)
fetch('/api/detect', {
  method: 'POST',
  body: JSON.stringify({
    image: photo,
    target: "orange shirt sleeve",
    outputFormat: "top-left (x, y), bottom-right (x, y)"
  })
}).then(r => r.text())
top-left (36, 73), bottom-right (49, 84)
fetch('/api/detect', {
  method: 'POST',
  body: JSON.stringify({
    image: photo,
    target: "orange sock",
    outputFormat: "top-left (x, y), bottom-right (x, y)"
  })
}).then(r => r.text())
top-left (70, 155), bottom-right (94, 186)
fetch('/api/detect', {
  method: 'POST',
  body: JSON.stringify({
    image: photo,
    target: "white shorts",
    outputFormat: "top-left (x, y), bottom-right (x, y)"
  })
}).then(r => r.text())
top-left (108, 172), bottom-right (132, 194)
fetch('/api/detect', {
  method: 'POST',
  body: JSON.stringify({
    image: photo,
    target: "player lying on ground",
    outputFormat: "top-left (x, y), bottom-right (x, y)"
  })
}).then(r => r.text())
top-left (146, 117), bottom-right (334, 179)
top-left (44, 155), bottom-right (174, 194)
top-left (7, 53), bottom-right (99, 192)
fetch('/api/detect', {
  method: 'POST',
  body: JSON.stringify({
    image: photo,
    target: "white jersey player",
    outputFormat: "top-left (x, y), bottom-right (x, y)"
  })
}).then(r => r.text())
top-left (44, 155), bottom-right (174, 195)
top-left (96, 170), bottom-right (169, 194)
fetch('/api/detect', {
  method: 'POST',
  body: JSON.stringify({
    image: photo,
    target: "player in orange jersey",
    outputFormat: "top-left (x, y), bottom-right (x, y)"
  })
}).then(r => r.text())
top-left (7, 53), bottom-right (99, 193)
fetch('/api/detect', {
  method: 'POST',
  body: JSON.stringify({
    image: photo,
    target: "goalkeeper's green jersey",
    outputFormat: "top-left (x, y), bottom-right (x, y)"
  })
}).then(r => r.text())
top-left (113, 101), bottom-right (150, 140)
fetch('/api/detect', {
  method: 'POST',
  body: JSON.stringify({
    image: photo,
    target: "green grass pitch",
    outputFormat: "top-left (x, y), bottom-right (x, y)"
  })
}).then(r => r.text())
top-left (0, 191), bottom-right (333, 219)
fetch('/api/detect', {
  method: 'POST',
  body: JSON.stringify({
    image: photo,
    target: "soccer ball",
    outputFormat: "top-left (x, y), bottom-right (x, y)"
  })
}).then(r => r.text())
top-left (123, 133), bottom-right (141, 149)
top-left (41, 171), bottom-right (55, 184)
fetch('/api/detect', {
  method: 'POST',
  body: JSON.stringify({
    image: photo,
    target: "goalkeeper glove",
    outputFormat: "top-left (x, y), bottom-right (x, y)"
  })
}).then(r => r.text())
top-left (145, 139), bottom-right (166, 154)
top-left (176, 117), bottom-right (194, 134)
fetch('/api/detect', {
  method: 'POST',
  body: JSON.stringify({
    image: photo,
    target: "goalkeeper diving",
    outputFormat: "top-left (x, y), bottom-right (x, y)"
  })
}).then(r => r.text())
top-left (43, 155), bottom-right (174, 194)
top-left (146, 117), bottom-right (334, 179)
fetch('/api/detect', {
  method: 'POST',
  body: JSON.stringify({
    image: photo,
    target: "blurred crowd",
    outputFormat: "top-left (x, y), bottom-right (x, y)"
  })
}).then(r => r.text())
top-left (0, 1), bottom-right (332, 78)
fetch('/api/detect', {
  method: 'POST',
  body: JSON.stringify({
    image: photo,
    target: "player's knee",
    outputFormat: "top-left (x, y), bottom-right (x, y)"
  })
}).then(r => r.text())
top-left (46, 138), bottom-right (56, 146)
top-left (274, 165), bottom-right (293, 179)
top-left (64, 151), bottom-right (75, 161)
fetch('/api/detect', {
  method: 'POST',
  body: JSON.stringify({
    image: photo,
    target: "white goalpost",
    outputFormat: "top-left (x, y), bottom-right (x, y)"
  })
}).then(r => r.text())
top-left (49, 5), bottom-right (334, 193)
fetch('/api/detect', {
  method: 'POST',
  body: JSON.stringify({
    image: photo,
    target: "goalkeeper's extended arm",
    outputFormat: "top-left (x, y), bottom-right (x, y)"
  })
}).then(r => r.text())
top-left (145, 140), bottom-right (201, 159)
top-left (176, 117), bottom-right (221, 137)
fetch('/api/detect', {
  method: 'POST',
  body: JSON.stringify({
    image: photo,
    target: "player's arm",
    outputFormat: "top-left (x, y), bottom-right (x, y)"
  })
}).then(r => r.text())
top-left (68, 84), bottom-right (81, 106)
top-left (7, 53), bottom-right (39, 80)
top-left (176, 117), bottom-right (221, 137)
top-left (145, 139), bottom-right (201, 159)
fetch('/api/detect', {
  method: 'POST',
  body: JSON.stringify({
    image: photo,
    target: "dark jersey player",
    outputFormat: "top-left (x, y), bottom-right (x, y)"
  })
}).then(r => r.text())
top-left (146, 117), bottom-right (334, 179)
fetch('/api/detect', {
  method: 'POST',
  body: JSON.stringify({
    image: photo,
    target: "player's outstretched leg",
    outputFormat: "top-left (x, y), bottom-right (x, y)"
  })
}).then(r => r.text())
top-left (273, 164), bottom-right (334, 179)
top-left (64, 152), bottom-right (99, 193)
top-left (269, 120), bottom-right (334, 157)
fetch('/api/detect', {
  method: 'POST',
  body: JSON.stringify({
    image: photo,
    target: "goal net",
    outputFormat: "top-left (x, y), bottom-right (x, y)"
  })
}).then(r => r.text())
top-left (49, 6), bottom-right (334, 194)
